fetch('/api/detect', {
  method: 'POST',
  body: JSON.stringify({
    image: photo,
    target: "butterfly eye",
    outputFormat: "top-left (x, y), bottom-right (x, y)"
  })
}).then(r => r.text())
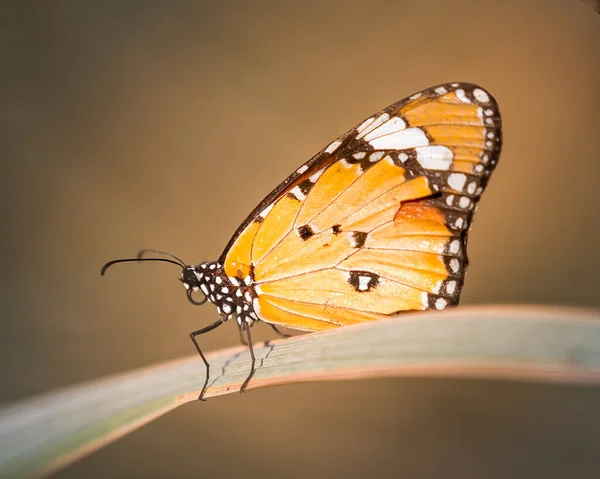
top-left (181, 267), bottom-right (201, 288)
top-left (179, 266), bottom-right (209, 307)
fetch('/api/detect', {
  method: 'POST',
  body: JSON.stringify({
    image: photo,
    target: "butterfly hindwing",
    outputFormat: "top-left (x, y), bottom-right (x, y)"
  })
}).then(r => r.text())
top-left (221, 83), bottom-right (501, 331)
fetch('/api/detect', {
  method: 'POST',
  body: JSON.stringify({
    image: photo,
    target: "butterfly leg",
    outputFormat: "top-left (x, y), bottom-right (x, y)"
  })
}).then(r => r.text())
top-left (240, 323), bottom-right (256, 394)
top-left (190, 318), bottom-right (226, 401)
top-left (238, 325), bottom-right (248, 346)
top-left (269, 324), bottom-right (291, 339)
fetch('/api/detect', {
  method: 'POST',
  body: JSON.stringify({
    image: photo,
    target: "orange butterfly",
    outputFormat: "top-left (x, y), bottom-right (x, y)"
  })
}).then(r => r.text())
top-left (102, 82), bottom-right (502, 399)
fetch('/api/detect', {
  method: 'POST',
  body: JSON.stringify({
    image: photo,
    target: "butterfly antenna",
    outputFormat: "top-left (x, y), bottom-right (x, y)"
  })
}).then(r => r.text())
top-left (100, 257), bottom-right (185, 276)
top-left (137, 249), bottom-right (187, 267)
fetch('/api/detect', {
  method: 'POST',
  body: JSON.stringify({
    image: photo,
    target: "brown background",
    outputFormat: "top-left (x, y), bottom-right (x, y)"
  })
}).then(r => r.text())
top-left (2, 1), bottom-right (600, 478)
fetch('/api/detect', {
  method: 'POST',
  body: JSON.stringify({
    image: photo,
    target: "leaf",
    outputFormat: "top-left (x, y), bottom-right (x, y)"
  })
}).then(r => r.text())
top-left (0, 305), bottom-right (599, 477)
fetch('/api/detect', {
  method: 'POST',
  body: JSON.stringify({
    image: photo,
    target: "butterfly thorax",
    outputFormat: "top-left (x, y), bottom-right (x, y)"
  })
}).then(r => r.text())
top-left (180, 261), bottom-right (259, 326)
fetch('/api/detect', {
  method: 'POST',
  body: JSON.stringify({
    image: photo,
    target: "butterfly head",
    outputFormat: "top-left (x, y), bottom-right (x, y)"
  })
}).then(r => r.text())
top-left (180, 265), bottom-right (202, 291)
top-left (178, 261), bottom-right (226, 307)
top-left (178, 264), bottom-right (209, 305)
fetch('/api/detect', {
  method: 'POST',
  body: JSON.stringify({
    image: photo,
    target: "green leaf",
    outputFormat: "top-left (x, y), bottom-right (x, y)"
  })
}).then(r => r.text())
top-left (0, 306), bottom-right (599, 477)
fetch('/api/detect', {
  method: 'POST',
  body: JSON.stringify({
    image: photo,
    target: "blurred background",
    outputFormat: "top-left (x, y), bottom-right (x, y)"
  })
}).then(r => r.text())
top-left (2, 1), bottom-right (599, 477)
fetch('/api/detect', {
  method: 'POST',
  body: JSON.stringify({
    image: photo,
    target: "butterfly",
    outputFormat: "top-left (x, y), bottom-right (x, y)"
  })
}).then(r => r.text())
top-left (102, 82), bottom-right (502, 400)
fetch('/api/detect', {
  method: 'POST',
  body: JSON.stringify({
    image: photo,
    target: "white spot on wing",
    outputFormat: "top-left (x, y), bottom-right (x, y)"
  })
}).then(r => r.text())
top-left (450, 258), bottom-right (460, 273)
top-left (290, 185), bottom-right (306, 201)
top-left (398, 152), bottom-right (409, 163)
top-left (409, 92), bottom-right (422, 100)
top-left (353, 152), bottom-right (366, 160)
top-left (467, 182), bottom-right (477, 194)
top-left (435, 298), bottom-right (447, 310)
top-left (455, 89), bottom-right (471, 103)
top-left (477, 107), bottom-right (484, 121)
top-left (357, 276), bottom-right (370, 291)
top-left (356, 113), bottom-right (390, 139)
top-left (435, 86), bottom-right (448, 95)
top-left (309, 168), bottom-right (325, 183)
top-left (325, 139), bottom-right (342, 154)
top-left (446, 280), bottom-right (457, 295)
top-left (459, 196), bottom-right (471, 209)
top-left (431, 280), bottom-right (443, 295)
top-left (367, 127), bottom-right (429, 150)
top-left (363, 116), bottom-right (407, 141)
top-left (448, 173), bottom-right (467, 192)
top-left (259, 203), bottom-right (274, 219)
top-left (356, 117), bottom-right (375, 135)
top-left (369, 151), bottom-right (385, 162)
top-left (296, 165), bottom-right (309, 174)
top-left (415, 145), bottom-right (453, 171)
top-left (449, 240), bottom-right (460, 254)
top-left (473, 88), bottom-right (490, 103)
top-left (222, 303), bottom-right (232, 314)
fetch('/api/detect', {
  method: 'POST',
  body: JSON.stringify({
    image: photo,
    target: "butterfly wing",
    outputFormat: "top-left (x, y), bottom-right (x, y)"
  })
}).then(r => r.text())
top-left (220, 83), bottom-right (501, 331)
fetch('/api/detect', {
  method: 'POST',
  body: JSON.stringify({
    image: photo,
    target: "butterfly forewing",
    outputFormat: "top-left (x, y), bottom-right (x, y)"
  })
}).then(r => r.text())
top-left (221, 82), bottom-right (501, 330)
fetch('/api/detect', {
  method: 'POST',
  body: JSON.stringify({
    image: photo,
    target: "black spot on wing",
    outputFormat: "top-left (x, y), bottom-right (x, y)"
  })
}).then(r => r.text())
top-left (347, 270), bottom-right (380, 292)
top-left (298, 178), bottom-right (314, 196)
top-left (352, 231), bottom-right (368, 248)
top-left (298, 224), bottom-right (315, 241)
